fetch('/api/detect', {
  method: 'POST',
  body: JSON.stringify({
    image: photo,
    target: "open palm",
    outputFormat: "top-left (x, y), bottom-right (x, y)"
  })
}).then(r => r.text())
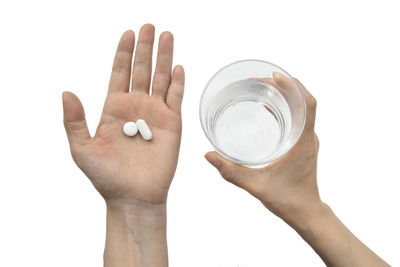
top-left (62, 24), bottom-right (185, 204)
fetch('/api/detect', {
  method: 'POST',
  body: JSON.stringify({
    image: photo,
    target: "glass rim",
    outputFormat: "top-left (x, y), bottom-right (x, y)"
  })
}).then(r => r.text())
top-left (199, 59), bottom-right (307, 168)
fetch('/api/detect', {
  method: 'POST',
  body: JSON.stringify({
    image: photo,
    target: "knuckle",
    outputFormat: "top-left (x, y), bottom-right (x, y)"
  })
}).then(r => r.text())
top-left (220, 167), bottom-right (236, 182)
top-left (173, 91), bottom-right (184, 100)
top-left (308, 95), bottom-right (317, 109)
top-left (154, 72), bottom-right (170, 82)
top-left (64, 120), bottom-right (87, 132)
top-left (314, 133), bottom-right (320, 149)
top-left (220, 169), bottom-right (232, 181)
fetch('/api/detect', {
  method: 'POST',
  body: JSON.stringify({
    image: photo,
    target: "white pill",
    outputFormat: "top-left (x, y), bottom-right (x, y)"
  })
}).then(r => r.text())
top-left (136, 119), bottom-right (153, 140)
top-left (123, 121), bottom-right (138, 137)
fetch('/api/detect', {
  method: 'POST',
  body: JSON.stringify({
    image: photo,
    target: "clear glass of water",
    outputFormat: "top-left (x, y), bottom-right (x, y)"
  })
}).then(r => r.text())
top-left (199, 59), bottom-right (306, 168)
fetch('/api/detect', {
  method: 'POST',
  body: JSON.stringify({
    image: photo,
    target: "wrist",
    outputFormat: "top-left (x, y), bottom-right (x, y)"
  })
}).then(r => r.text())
top-left (287, 201), bottom-right (333, 236)
top-left (106, 198), bottom-right (167, 233)
top-left (106, 198), bottom-right (167, 213)
top-left (106, 198), bottom-right (166, 222)
top-left (104, 199), bottom-right (168, 267)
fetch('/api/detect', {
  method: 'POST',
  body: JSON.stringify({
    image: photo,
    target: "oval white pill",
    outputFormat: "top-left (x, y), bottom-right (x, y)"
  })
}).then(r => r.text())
top-left (136, 119), bottom-right (152, 140)
top-left (123, 121), bottom-right (138, 137)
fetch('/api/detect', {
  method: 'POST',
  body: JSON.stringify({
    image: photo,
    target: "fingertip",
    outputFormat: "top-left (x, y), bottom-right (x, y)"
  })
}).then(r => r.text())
top-left (122, 30), bottom-right (134, 40)
top-left (146, 23), bottom-right (155, 29)
top-left (116, 30), bottom-right (135, 54)
top-left (204, 151), bottom-right (216, 160)
top-left (62, 92), bottom-right (85, 123)
top-left (262, 77), bottom-right (279, 88)
top-left (204, 151), bottom-right (221, 169)
top-left (140, 23), bottom-right (155, 34)
top-left (62, 91), bottom-right (67, 101)
top-left (62, 90), bottom-right (71, 97)
top-left (62, 91), bottom-right (75, 105)
top-left (62, 92), bottom-right (91, 143)
top-left (273, 72), bottom-right (295, 90)
top-left (160, 31), bottom-right (174, 41)
top-left (173, 65), bottom-right (185, 80)
top-left (62, 92), bottom-right (67, 110)
top-left (272, 71), bottom-right (286, 82)
top-left (137, 24), bottom-right (155, 44)
top-left (174, 64), bottom-right (184, 72)
top-left (158, 31), bottom-right (174, 53)
top-left (171, 65), bottom-right (185, 88)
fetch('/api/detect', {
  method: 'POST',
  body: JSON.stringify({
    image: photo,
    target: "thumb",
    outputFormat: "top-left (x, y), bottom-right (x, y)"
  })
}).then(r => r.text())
top-left (62, 92), bottom-right (90, 145)
top-left (205, 151), bottom-right (252, 190)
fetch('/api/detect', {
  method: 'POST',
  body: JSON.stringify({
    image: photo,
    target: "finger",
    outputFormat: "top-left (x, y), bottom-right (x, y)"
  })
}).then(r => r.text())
top-left (250, 77), bottom-right (274, 85)
top-left (293, 77), bottom-right (317, 131)
top-left (108, 30), bottom-right (135, 94)
top-left (166, 65), bottom-right (185, 114)
top-left (273, 72), bottom-right (296, 92)
top-left (152, 31), bottom-right (173, 101)
top-left (314, 133), bottom-right (320, 150)
top-left (273, 72), bottom-right (315, 105)
top-left (293, 77), bottom-right (315, 104)
top-left (131, 24), bottom-right (155, 94)
top-left (205, 151), bottom-right (253, 191)
top-left (272, 73), bottom-right (316, 130)
top-left (62, 92), bottom-right (91, 145)
top-left (250, 77), bottom-right (289, 99)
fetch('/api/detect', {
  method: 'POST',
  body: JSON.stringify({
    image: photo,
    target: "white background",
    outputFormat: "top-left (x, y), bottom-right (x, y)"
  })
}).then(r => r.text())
top-left (0, 0), bottom-right (399, 266)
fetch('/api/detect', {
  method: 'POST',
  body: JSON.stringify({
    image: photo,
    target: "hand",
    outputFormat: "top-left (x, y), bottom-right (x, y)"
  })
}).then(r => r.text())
top-left (204, 74), bottom-right (390, 267)
top-left (62, 24), bottom-right (183, 266)
top-left (62, 24), bottom-right (185, 205)
top-left (205, 73), bottom-right (320, 226)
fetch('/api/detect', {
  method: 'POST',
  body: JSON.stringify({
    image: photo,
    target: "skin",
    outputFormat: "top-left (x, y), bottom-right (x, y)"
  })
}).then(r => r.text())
top-left (63, 24), bottom-right (184, 267)
top-left (205, 73), bottom-right (389, 267)
top-left (62, 24), bottom-right (389, 266)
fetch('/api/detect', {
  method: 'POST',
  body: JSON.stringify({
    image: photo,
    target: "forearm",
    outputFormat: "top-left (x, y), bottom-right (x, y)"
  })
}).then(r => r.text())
top-left (104, 200), bottom-right (168, 267)
top-left (289, 202), bottom-right (389, 267)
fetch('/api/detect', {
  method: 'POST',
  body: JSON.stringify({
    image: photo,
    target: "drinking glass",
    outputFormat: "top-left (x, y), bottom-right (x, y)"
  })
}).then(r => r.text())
top-left (199, 59), bottom-right (306, 168)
